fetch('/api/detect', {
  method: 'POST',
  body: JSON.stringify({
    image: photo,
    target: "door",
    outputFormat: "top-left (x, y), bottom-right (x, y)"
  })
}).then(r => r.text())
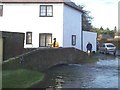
top-left (39, 33), bottom-right (52, 47)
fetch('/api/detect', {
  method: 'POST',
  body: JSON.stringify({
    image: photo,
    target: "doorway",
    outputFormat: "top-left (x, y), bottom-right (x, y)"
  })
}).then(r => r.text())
top-left (39, 33), bottom-right (52, 47)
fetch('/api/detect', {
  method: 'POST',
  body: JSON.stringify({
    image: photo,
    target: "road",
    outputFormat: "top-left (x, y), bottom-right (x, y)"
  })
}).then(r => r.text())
top-left (32, 53), bottom-right (119, 89)
top-left (116, 49), bottom-right (120, 56)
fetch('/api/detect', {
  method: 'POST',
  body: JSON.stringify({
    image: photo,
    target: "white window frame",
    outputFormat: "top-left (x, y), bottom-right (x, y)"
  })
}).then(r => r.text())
top-left (26, 32), bottom-right (32, 44)
top-left (40, 5), bottom-right (53, 17)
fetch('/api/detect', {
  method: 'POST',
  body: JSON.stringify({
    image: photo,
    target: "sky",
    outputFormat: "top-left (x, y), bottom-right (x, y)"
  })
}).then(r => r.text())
top-left (71, 0), bottom-right (118, 30)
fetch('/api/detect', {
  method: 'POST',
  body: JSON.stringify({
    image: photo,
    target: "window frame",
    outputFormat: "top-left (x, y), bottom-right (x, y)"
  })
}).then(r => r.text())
top-left (26, 32), bottom-right (32, 44)
top-left (39, 33), bottom-right (52, 47)
top-left (40, 5), bottom-right (53, 17)
top-left (0, 5), bottom-right (3, 16)
top-left (72, 35), bottom-right (76, 46)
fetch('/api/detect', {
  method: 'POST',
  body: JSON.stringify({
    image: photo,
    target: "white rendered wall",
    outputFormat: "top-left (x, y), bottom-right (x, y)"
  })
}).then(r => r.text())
top-left (63, 4), bottom-right (82, 50)
top-left (83, 31), bottom-right (97, 52)
top-left (0, 3), bottom-right (64, 48)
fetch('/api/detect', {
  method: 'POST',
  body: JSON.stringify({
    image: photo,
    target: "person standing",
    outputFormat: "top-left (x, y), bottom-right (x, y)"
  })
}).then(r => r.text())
top-left (86, 42), bottom-right (92, 54)
top-left (52, 38), bottom-right (59, 48)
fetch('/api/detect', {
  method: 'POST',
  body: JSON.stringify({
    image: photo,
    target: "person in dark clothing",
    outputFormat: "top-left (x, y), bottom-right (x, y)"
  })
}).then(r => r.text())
top-left (86, 42), bottom-right (92, 54)
top-left (49, 38), bottom-right (59, 48)
top-left (52, 38), bottom-right (59, 48)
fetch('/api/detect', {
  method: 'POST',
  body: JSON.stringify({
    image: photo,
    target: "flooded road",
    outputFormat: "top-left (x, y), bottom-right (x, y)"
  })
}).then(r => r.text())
top-left (32, 54), bottom-right (119, 89)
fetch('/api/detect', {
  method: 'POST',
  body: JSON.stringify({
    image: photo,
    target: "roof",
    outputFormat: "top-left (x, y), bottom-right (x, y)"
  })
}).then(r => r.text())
top-left (0, 0), bottom-right (83, 12)
top-left (64, 2), bottom-right (83, 12)
top-left (0, 0), bottom-right (68, 3)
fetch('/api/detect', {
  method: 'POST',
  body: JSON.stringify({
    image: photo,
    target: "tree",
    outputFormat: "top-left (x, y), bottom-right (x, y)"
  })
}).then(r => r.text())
top-left (91, 29), bottom-right (115, 38)
top-left (114, 26), bottom-right (117, 33)
top-left (78, 5), bottom-right (93, 31)
top-left (114, 26), bottom-right (117, 30)
top-left (100, 26), bottom-right (104, 30)
top-left (106, 27), bottom-right (109, 30)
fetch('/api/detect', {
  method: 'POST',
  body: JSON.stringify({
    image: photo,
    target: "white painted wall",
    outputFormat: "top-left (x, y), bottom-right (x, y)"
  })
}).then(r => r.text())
top-left (0, 3), bottom-right (83, 50)
top-left (83, 31), bottom-right (97, 52)
top-left (0, 3), bottom-right (64, 48)
top-left (63, 4), bottom-right (82, 50)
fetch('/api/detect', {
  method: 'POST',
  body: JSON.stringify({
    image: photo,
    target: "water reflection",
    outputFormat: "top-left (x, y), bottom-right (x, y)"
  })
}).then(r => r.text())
top-left (32, 55), bottom-right (119, 88)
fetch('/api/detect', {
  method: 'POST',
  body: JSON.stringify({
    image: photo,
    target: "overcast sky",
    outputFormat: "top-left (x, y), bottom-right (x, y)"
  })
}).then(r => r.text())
top-left (71, 0), bottom-right (118, 30)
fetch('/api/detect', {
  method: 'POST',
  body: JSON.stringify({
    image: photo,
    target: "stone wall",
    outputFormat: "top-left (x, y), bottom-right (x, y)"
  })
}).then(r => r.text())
top-left (3, 48), bottom-right (88, 71)
top-left (22, 48), bottom-right (88, 70)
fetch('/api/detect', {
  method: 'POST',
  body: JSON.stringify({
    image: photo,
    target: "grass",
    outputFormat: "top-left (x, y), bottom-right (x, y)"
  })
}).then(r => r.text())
top-left (2, 57), bottom-right (45, 88)
top-left (2, 69), bottom-right (44, 88)
top-left (78, 54), bottom-right (99, 64)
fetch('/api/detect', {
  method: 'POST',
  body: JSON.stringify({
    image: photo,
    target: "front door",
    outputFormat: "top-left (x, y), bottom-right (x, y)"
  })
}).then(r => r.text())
top-left (39, 33), bottom-right (52, 47)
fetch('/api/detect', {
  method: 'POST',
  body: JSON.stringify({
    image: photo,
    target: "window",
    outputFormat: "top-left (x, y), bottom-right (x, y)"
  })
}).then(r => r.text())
top-left (39, 33), bottom-right (52, 47)
top-left (107, 45), bottom-right (115, 47)
top-left (0, 5), bottom-right (3, 16)
top-left (40, 5), bottom-right (53, 17)
top-left (72, 35), bottom-right (76, 46)
top-left (26, 32), bottom-right (32, 44)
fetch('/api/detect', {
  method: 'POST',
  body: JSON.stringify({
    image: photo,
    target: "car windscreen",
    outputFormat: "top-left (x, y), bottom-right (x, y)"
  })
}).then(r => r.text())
top-left (106, 45), bottom-right (115, 47)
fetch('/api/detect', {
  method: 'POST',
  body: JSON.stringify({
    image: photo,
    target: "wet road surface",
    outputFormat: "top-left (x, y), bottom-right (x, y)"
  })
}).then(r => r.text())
top-left (32, 53), bottom-right (119, 89)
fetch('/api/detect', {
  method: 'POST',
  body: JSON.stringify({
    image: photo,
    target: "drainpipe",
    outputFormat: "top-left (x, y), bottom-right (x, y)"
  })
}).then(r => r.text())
top-left (81, 14), bottom-right (83, 51)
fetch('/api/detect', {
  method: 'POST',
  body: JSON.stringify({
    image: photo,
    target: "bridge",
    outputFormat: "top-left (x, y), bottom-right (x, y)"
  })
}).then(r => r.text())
top-left (3, 48), bottom-right (88, 71)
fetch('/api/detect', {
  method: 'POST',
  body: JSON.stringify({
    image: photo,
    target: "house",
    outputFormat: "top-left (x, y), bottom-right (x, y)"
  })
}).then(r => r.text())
top-left (0, 0), bottom-right (84, 49)
top-left (0, 0), bottom-right (97, 54)
top-left (114, 31), bottom-right (120, 39)
top-left (97, 34), bottom-right (113, 41)
top-left (0, 31), bottom-right (24, 61)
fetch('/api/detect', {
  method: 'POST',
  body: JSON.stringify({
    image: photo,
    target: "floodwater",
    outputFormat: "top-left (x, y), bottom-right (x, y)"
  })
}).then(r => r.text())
top-left (32, 54), bottom-right (119, 89)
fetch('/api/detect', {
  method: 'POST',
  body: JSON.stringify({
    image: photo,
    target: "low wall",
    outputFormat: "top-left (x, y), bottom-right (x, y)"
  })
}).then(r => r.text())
top-left (3, 48), bottom-right (88, 71)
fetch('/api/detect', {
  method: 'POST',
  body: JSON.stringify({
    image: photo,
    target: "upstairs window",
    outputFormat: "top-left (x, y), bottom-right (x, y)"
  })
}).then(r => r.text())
top-left (26, 32), bottom-right (32, 44)
top-left (40, 5), bottom-right (53, 17)
top-left (0, 5), bottom-right (3, 16)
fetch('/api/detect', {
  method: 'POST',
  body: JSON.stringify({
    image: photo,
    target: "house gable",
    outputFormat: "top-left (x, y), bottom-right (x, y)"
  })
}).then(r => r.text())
top-left (1, 0), bottom-right (83, 13)
top-left (0, 0), bottom-right (84, 49)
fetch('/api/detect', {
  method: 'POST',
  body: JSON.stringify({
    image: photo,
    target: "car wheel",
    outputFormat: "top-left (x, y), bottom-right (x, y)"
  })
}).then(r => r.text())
top-left (104, 51), bottom-right (106, 54)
